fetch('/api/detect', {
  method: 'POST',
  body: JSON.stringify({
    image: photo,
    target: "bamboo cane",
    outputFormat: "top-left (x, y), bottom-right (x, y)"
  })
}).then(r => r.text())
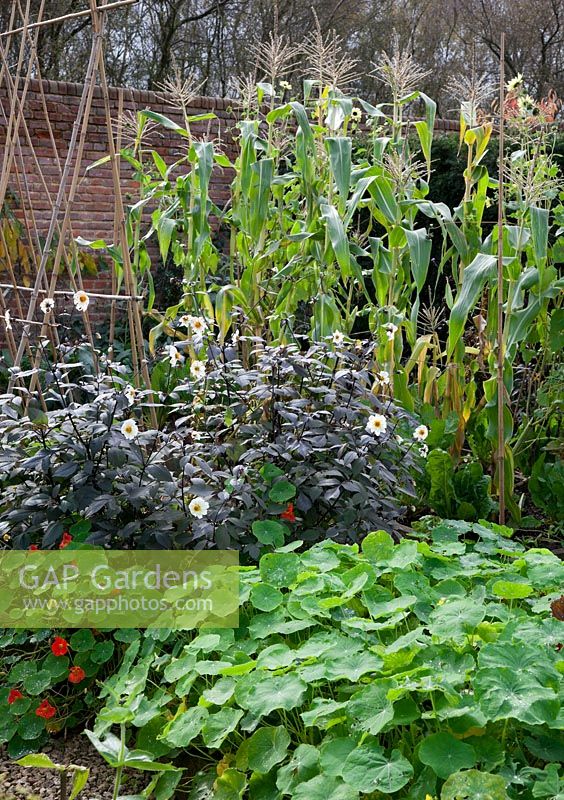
top-left (7, 9), bottom-right (106, 391)
top-left (90, 0), bottom-right (159, 428)
top-left (0, 0), bottom-right (139, 38)
top-left (497, 34), bottom-right (506, 524)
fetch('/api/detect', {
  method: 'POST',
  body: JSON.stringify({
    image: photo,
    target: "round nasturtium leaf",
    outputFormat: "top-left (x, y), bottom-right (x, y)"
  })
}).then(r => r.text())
top-left (23, 669), bottom-right (52, 696)
top-left (91, 640), bottom-right (115, 664)
top-left (276, 743), bottom-right (319, 795)
top-left (7, 733), bottom-right (41, 760)
top-left (113, 629), bottom-right (140, 643)
top-left (474, 668), bottom-right (559, 726)
top-left (17, 713), bottom-right (45, 741)
top-left (213, 768), bottom-right (247, 799)
top-left (477, 641), bottom-right (548, 675)
top-left (441, 769), bottom-right (509, 799)
top-left (342, 743), bottom-right (413, 793)
top-left (259, 552), bottom-right (301, 588)
top-left (256, 643), bottom-right (295, 670)
top-left (345, 683), bottom-right (394, 735)
top-left (8, 695), bottom-right (32, 716)
top-left (9, 660), bottom-right (37, 684)
top-left (492, 580), bottom-right (533, 599)
top-left (319, 737), bottom-right (357, 777)
top-left (250, 582), bottom-right (284, 612)
top-left (260, 463), bottom-right (285, 482)
top-left (292, 774), bottom-right (359, 800)
top-left (69, 629), bottom-right (96, 652)
top-left (42, 653), bottom-right (69, 679)
top-left (428, 598), bottom-right (486, 642)
top-left (246, 725), bottom-right (290, 773)
top-left (0, 716), bottom-right (18, 744)
top-left (268, 480), bottom-right (297, 503)
top-left (162, 706), bottom-right (209, 748)
top-left (361, 530), bottom-right (395, 562)
top-left (234, 673), bottom-right (307, 718)
top-left (201, 707), bottom-right (243, 749)
top-left (202, 677), bottom-right (236, 706)
top-left (419, 732), bottom-right (477, 779)
top-left (252, 520), bottom-right (287, 547)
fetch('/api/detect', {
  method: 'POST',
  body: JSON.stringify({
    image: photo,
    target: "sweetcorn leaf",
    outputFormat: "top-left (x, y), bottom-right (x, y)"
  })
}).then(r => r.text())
top-left (448, 253), bottom-right (497, 356)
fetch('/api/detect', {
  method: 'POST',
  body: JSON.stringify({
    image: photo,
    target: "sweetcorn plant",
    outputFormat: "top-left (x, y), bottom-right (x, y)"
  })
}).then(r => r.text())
top-left (80, 55), bottom-right (562, 521)
top-left (84, 520), bottom-right (564, 799)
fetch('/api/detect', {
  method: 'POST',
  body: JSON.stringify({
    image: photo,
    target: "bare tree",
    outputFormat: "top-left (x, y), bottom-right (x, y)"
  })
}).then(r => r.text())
top-left (0, 0), bottom-right (561, 113)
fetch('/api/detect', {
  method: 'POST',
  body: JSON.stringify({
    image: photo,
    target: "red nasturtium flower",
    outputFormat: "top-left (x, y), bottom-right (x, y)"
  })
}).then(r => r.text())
top-left (8, 689), bottom-right (24, 704)
top-left (68, 666), bottom-right (86, 685)
top-left (29, 544), bottom-right (39, 551)
top-left (51, 636), bottom-right (69, 656)
top-left (35, 699), bottom-right (56, 719)
top-left (59, 532), bottom-right (73, 549)
top-left (280, 502), bottom-right (296, 523)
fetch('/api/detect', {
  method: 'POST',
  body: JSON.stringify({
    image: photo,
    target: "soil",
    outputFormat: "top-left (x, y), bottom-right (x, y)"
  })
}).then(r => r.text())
top-left (0, 736), bottom-right (143, 800)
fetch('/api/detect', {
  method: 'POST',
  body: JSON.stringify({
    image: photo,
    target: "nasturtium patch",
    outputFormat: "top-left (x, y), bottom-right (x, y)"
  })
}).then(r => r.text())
top-left (5, 520), bottom-right (563, 796)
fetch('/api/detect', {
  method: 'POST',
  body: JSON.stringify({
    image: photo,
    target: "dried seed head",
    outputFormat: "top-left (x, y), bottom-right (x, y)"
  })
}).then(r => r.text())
top-left (371, 37), bottom-right (431, 101)
top-left (250, 32), bottom-right (302, 85)
top-left (305, 11), bottom-right (359, 91)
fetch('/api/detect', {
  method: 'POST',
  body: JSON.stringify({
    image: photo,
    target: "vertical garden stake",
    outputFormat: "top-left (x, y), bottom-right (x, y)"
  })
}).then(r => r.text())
top-left (60, 768), bottom-right (68, 800)
top-left (497, 33), bottom-right (506, 524)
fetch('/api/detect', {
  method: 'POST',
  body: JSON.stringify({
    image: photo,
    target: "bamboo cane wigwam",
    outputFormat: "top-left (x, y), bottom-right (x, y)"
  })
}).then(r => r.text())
top-left (0, 0), bottom-right (158, 424)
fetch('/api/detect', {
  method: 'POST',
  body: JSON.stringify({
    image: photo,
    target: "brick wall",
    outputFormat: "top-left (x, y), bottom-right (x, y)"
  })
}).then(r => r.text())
top-left (1, 78), bottom-right (238, 239)
top-left (0, 79), bottom-right (243, 328)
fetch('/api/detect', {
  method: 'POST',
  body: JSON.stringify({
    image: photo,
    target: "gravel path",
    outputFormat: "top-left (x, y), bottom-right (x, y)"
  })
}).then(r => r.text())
top-left (0, 737), bottom-right (143, 800)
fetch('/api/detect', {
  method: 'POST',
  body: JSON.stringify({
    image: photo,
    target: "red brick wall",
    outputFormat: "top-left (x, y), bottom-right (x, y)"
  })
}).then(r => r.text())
top-left (1, 78), bottom-right (238, 241)
top-left (0, 79), bottom-right (242, 329)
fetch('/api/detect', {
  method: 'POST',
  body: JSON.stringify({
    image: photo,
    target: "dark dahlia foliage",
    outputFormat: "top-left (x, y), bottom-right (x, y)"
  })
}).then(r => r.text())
top-left (0, 341), bottom-right (416, 556)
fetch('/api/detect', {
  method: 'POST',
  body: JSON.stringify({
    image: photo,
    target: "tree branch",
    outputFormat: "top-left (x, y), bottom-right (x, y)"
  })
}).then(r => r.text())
top-left (178, 0), bottom-right (232, 26)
